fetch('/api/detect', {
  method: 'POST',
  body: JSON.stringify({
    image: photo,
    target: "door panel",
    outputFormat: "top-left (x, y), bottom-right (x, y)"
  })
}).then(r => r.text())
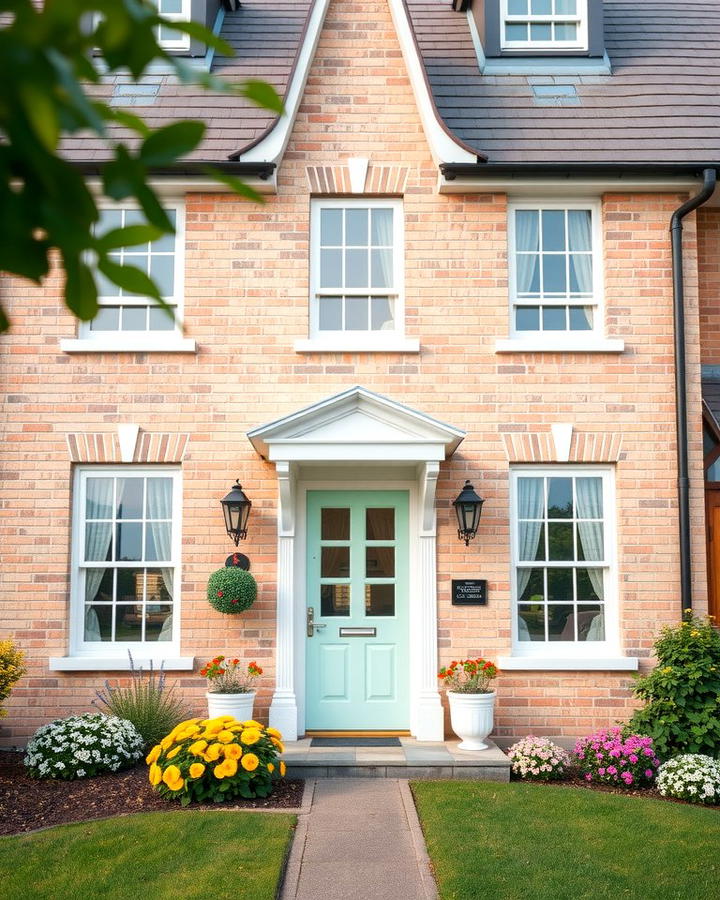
top-left (306, 490), bottom-right (409, 730)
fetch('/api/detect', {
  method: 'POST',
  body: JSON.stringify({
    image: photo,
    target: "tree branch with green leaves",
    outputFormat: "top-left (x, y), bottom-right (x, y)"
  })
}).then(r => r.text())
top-left (0, 0), bottom-right (283, 332)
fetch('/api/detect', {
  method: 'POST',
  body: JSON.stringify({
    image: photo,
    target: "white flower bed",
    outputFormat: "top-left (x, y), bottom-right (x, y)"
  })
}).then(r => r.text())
top-left (24, 713), bottom-right (143, 780)
top-left (507, 735), bottom-right (571, 781)
top-left (656, 754), bottom-right (720, 804)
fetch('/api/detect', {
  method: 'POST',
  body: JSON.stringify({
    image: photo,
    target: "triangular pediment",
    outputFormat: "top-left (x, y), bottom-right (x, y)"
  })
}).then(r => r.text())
top-left (247, 386), bottom-right (465, 462)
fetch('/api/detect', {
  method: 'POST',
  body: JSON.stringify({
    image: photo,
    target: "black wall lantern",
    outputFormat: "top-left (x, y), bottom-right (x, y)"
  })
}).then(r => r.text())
top-left (453, 480), bottom-right (484, 546)
top-left (220, 480), bottom-right (252, 545)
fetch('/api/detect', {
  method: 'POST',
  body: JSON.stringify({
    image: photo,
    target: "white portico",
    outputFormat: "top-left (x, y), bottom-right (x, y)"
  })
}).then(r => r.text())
top-left (247, 386), bottom-right (465, 741)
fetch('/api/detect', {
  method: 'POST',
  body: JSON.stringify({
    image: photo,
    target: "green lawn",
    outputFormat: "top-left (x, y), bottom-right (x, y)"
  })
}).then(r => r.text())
top-left (412, 781), bottom-right (720, 900)
top-left (0, 810), bottom-right (296, 900)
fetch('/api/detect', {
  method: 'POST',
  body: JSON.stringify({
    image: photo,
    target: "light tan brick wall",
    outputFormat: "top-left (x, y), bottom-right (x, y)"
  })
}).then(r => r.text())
top-left (0, 0), bottom-right (707, 745)
top-left (698, 207), bottom-right (720, 365)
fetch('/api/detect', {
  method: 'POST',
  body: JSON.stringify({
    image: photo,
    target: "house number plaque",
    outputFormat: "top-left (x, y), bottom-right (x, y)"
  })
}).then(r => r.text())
top-left (451, 579), bottom-right (487, 606)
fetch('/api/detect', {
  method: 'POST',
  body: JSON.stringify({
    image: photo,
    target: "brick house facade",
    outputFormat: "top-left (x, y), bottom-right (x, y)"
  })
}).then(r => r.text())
top-left (1, 0), bottom-right (717, 745)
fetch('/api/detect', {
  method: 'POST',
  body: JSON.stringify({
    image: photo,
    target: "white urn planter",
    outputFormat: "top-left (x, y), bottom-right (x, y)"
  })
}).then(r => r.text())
top-left (448, 691), bottom-right (496, 751)
top-left (206, 691), bottom-right (256, 721)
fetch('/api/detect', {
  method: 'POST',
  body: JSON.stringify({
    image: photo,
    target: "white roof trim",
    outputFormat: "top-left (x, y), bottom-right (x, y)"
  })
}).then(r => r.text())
top-left (247, 385), bottom-right (466, 462)
top-left (387, 0), bottom-right (477, 166)
top-left (238, 0), bottom-right (332, 167)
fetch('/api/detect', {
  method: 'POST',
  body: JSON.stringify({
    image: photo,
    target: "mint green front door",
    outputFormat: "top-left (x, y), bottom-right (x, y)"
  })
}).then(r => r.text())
top-left (306, 491), bottom-right (409, 730)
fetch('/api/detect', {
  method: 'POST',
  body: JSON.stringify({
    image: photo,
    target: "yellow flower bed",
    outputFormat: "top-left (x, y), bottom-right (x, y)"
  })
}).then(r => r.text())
top-left (146, 716), bottom-right (286, 805)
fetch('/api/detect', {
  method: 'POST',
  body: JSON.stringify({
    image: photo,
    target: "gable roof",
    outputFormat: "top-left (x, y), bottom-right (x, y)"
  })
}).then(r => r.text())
top-left (247, 386), bottom-right (466, 461)
top-left (61, 0), bottom-right (316, 165)
top-left (404, 0), bottom-right (720, 165)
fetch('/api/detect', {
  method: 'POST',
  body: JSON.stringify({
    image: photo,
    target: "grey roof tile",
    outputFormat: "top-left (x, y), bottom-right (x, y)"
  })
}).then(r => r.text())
top-left (61, 0), bottom-right (313, 163)
top-left (406, 0), bottom-right (720, 164)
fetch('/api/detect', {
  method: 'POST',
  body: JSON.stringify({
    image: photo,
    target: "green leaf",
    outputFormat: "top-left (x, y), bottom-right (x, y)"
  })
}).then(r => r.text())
top-left (100, 106), bottom-right (151, 138)
top-left (97, 257), bottom-right (162, 302)
top-left (95, 224), bottom-right (163, 252)
top-left (18, 82), bottom-right (60, 152)
top-left (139, 121), bottom-right (205, 167)
top-left (200, 166), bottom-right (264, 204)
top-left (64, 258), bottom-right (98, 321)
top-left (167, 20), bottom-right (233, 56)
top-left (135, 184), bottom-right (174, 232)
top-left (103, 145), bottom-right (145, 200)
top-left (240, 80), bottom-right (284, 115)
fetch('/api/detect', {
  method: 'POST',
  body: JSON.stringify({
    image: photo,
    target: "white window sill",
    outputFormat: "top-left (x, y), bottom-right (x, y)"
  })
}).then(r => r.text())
top-left (49, 656), bottom-right (195, 672)
top-left (60, 338), bottom-right (197, 354)
top-left (294, 337), bottom-right (420, 354)
top-left (499, 655), bottom-right (638, 671)
top-left (495, 338), bottom-right (625, 354)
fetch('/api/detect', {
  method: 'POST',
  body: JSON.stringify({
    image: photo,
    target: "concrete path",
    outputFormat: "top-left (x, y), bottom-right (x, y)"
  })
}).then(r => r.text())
top-left (281, 779), bottom-right (437, 900)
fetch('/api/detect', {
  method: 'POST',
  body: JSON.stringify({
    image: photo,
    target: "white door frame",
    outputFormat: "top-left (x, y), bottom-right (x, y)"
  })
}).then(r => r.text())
top-left (269, 463), bottom-right (444, 741)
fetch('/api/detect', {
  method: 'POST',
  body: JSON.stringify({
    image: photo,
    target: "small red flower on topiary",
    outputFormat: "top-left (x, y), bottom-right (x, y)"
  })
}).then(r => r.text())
top-left (217, 590), bottom-right (224, 598)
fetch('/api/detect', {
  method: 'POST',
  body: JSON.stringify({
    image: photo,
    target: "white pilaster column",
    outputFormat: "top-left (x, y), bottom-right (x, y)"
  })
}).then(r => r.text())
top-left (413, 461), bottom-right (445, 741)
top-left (269, 461), bottom-right (299, 740)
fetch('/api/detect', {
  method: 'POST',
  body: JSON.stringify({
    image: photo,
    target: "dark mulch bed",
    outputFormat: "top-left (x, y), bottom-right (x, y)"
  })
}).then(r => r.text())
top-left (510, 770), bottom-right (720, 809)
top-left (0, 750), bottom-right (304, 837)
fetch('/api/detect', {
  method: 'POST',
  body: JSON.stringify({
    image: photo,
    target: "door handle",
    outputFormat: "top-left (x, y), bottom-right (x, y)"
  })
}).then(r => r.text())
top-left (307, 606), bottom-right (327, 637)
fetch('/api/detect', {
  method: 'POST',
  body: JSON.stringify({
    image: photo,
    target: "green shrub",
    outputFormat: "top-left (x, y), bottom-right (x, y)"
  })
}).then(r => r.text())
top-left (93, 656), bottom-right (191, 751)
top-left (0, 640), bottom-right (26, 717)
top-left (628, 613), bottom-right (720, 758)
top-left (207, 567), bottom-right (257, 614)
top-left (25, 714), bottom-right (143, 779)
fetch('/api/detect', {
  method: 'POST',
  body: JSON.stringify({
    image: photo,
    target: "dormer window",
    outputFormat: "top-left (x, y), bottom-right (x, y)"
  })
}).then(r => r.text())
top-left (154, 0), bottom-right (191, 52)
top-left (502, 0), bottom-right (587, 52)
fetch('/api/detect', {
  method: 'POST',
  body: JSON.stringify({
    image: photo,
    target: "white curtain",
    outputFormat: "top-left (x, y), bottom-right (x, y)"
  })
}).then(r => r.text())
top-left (576, 477), bottom-right (604, 599)
top-left (568, 210), bottom-right (593, 294)
top-left (515, 210), bottom-right (539, 295)
top-left (84, 479), bottom-right (114, 623)
top-left (517, 477), bottom-right (544, 597)
top-left (147, 478), bottom-right (174, 601)
top-left (371, 209), bottom-right (394, 290)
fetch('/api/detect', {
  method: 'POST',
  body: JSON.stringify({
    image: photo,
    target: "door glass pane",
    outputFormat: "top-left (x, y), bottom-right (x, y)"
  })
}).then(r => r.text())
top-left (321, 508), bottom-right (350, 540)
top-left (548, 605), bottom-right (574, 641)
top-left (322, 546), bottom-right (350, 577)
top-left (366, 547), bottom-right (394, 577)
top-left (365, 584), bottom-right (394, 616)
top-left (366, 508), bottom-right (394, 540)
top-left (320, 584), bottom-right (350, 617)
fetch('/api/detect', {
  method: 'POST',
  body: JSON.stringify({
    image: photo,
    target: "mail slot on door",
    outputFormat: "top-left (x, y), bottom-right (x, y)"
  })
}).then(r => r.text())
top-left (338, 627), bottom-right (377, 637)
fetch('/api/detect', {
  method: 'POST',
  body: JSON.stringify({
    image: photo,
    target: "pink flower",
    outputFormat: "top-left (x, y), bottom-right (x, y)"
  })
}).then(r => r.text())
top-left (598, 767), bottom-right (606, 776)
top-left (607, 766), bottom-right (617, 775)
top-left (585, 773), bottom-right (592, 781)
top-left (629, 754), bottom-right (638, 764)
top-left (645, 769), bottom-right (653, 778)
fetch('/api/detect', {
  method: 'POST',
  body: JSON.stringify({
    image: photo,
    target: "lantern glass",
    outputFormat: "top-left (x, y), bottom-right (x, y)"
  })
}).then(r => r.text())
top-left (452, 480), bottom-right (484, 545)
top-left (220, 481), bottom-right (252, 544)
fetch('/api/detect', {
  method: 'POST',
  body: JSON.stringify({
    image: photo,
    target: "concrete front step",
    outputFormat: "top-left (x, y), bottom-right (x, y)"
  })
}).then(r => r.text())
top-left (283, 737), bottom-right (511, 781)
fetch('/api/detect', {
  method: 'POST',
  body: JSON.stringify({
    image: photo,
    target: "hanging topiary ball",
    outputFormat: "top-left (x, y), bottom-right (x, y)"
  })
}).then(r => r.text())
top-left (207, 567), bottom-right (257, 614)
